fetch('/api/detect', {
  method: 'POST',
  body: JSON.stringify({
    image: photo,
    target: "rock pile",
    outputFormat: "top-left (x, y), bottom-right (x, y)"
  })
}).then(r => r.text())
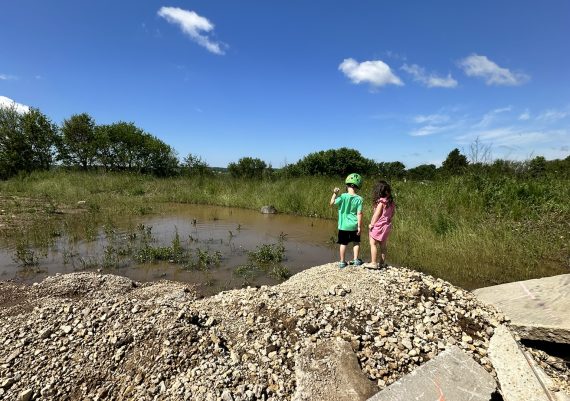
top-left (0, 264), bottom-right (567, 400)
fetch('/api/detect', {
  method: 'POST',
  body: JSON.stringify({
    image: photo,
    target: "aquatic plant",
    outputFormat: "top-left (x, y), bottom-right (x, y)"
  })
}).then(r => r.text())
top-left (13, 244), bottom-right (41, 267)
top-left (248, 241), bottom-right (286, 264)
top-left (195, 248), bottom-right (222, 269)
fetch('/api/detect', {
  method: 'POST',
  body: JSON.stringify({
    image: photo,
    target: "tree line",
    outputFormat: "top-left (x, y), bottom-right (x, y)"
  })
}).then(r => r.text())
top-left (0, 106), bottom-right (178, 179)
top-left (1, 104), bottom-right (568, 180)
top-left (229, 147), bottom-right (570, 181)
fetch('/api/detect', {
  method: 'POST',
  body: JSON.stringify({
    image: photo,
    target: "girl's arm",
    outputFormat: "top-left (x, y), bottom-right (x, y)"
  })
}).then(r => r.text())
top-left (369, 202), bottom-right (384, 228)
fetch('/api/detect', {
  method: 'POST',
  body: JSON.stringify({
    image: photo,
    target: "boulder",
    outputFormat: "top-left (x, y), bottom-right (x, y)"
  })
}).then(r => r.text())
top-left (293, 338), bottom-right (377, 401)
top-left (260, 205), bottom-right (277, 214)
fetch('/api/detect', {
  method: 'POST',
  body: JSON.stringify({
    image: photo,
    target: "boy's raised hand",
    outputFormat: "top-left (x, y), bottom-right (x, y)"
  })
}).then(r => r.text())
top-left (333, 187), bottom-right (340, 194)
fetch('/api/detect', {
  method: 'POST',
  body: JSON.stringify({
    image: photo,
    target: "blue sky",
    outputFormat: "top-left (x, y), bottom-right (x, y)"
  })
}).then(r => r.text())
top-left (1, 0), bottom-right (569, 168)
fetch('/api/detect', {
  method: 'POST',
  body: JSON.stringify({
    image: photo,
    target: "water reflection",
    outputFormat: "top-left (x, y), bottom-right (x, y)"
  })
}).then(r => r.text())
top-left (0, 204), bottom-right (338, 295)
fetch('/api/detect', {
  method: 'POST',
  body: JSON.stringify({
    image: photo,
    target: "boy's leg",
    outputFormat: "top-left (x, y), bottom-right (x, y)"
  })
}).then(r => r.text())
top-left (370, 236), bottom-right (378, 264)
top-left (353, 243), bottom-right (360, 261)
top-left (339, 244), bottom-right (347, 262)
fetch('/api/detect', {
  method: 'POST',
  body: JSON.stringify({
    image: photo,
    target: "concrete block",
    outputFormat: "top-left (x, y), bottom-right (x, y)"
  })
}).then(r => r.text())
top-left (367, 345), bottom-right (496, 401)
top-left (474, 274), bottom-right (570, 344)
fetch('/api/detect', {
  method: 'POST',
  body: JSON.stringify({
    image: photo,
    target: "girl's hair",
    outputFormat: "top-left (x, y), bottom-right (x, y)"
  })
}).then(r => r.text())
top-left (372, 180), bottom-right (394, 207)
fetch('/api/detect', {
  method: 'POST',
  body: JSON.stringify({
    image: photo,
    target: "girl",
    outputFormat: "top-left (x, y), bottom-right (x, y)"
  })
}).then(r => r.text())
top-left (367, 180), bottom-right (395, 269)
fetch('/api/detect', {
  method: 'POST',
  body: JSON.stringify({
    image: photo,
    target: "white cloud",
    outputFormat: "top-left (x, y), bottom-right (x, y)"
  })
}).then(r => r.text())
top-left (458, 54), bottom-right (529, 86)
top-left (536, 108), bottom-right (570, 122)
top-left (401, 64), bottom-right (457, 88)
top-left (157, 7), bottom-right (227, 55)
top-left (518, 110), bottom-right (530, 121)
top-left (339, 58), bottom-right (403, 88)
top-left (410, 109), bottom-right (462, 136)
top-left (410, 125), bottom-right (446, 137)
top-left (413, 114), bottom-right (450, 124)
top-left (456, 127), bottom-right (568, 150)
top-left (0, 96), bottom-right (30, 113)
top-left (474, 106), bottom-right (512, 128)
top-left (0, 74), bottom-right (17, 80)
top-left (410, 122), bottom-right (460, 137)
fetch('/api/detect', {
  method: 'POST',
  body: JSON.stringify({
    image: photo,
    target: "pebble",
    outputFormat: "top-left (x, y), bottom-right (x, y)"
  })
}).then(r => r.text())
top-left (19, 389), bottom-right (33, 401)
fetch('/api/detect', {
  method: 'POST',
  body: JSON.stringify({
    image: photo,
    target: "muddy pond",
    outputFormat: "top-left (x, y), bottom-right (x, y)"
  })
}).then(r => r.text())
top-left (0, 204), bottom-right (338, 295)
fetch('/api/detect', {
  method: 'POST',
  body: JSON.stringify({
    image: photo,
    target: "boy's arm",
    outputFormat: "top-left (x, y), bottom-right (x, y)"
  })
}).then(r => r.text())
top-left (329, 188), bottom-right (340, 206)
top-left (357, 212), bottom-right (362, 235)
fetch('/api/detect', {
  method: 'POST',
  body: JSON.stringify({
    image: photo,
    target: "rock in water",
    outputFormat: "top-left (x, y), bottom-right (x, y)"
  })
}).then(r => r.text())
top-left (260, 205), bottom-right (277, 214)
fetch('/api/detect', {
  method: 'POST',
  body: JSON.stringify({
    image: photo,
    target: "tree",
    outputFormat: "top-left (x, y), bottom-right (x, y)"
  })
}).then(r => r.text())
top-left (228, 157), bottom-right (268, 178)
top-left (183, 153), bottom-right (210, 176)
top-left (0, 105), bottom-right (58, 179)
top-left (527, 156), bottom-right (546, 177)
top-left (377, 161), bottom-right (406, 180)
top-left (20, 108), bottom-right (59, 171)
top-left (442, 148), bottom-right (468, 175)
top-left (139, 133), bottom-right (179, 177)
top-left (0, 104), bottom-right (26, 179)
top-left (293, 148), bottom-right (376, 177)
top-left (407, 164), bottom-right (437, 180)
top-left (59, 113), bottom-right (97, 170)
top-left (96, 122), bottom-right (145, 171)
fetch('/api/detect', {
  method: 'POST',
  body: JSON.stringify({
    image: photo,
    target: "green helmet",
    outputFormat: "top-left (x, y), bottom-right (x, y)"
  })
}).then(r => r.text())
top-left (345, 173), bottom-right (362, 188)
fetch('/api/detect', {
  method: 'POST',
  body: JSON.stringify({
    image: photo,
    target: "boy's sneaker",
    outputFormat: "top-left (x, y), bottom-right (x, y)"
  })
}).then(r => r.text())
top-left (350, 258), bottom-right (363, 266)
top-left (338, 261), bottom-right (348, 269)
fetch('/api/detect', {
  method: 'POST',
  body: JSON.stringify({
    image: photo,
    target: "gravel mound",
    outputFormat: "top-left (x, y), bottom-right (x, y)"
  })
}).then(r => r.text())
top-left (0, 266), bottom-right (567, 400)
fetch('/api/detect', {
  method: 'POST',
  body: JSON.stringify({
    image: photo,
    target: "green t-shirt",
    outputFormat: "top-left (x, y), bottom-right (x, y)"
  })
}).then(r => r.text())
top-left (334, 193), bottom-right (363, 231)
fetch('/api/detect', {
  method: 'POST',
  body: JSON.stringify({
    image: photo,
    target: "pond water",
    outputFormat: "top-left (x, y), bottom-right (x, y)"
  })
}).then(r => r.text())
top-left (0, 204), bottom-right (338, 295)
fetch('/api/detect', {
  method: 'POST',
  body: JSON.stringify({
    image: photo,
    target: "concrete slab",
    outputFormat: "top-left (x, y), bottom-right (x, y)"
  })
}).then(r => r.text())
top-left (293, 338), bottom-right (377, 401)
top-left (474, 274), bottom-right (570, 344)
top-left (366, 345), bottom-right (496, 401)
top-left (489, 325), bottom-right (551, 401)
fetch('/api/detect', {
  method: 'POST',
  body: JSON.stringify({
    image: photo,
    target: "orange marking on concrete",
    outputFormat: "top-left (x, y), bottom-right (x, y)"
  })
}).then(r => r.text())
top-left (519, 282), bottom-right (536, 300)
top-left (434, 379), bottom-right (446, 401)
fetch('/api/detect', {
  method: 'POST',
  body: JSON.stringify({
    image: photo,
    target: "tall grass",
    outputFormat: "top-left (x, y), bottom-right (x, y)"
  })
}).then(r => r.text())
top-left (0, 170), bottom-right (568, 288)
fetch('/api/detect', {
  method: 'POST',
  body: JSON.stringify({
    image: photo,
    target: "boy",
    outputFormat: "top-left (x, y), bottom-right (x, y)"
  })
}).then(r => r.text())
top-left (329, 173), bottom-right (363, 268)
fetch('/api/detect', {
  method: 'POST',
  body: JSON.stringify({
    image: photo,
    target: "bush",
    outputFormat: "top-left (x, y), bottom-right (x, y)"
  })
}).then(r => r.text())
top-left (407, 164), bottom-right (437, 181)
top-left (286, 148), bottom-right (376, 177)
top-left (441, 148), bottom-right (468, 175)
top-left (227, 157), bottom-right (269, 178)
top-left (183, 153), bottom-right (211, 176)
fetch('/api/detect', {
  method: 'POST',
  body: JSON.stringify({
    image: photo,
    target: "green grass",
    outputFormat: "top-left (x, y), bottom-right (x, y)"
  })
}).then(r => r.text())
top-left (1, 170), bottom-right (568, 289)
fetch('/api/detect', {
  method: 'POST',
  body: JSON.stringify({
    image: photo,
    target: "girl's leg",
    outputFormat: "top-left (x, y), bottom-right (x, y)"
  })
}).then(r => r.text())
top-left (339, 244), bottom-right (347, 262)
top-left (369, 236), bottom-right (378, 263)
top-left (380, 241), bottom-right (388, 266)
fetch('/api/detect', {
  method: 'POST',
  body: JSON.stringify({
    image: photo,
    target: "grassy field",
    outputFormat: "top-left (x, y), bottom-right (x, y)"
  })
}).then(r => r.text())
top-left (0, 170), bottom-right (568, 289)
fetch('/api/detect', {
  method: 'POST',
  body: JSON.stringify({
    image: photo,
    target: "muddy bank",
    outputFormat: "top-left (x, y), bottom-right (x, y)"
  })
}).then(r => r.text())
top-left (0, 265), bottom-right (568, 400)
